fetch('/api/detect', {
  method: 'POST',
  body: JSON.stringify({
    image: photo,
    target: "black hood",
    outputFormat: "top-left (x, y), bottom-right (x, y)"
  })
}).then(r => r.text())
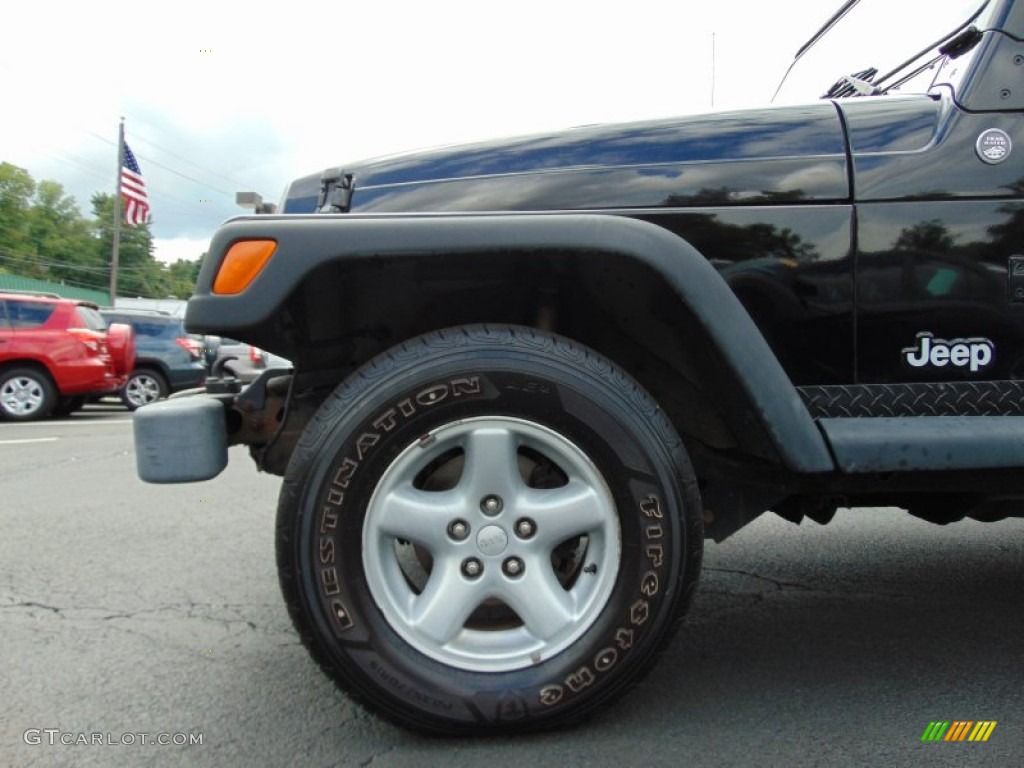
top-left (284, 102), bottom-right (855, 214)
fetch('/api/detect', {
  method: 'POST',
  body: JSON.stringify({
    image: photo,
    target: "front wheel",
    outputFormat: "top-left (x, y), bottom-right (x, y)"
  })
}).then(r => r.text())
top-left (276, 326), bottom-right (702, 734)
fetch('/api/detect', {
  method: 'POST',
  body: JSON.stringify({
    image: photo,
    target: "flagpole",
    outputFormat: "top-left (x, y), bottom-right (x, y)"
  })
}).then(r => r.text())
top-left (109, 117), bottom-right (125, 307)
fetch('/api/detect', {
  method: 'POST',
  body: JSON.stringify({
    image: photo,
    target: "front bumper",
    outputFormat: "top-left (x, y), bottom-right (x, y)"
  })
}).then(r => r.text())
top-left (133, 397), bottom-right (228, 483)
top-left (133, 367), bottom-right (302, 483)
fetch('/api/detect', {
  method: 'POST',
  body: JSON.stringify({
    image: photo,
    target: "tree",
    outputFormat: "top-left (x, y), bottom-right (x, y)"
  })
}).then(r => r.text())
top-left (164, 255), bottom-right (203, 298)
top-left (29, 181), bottom-right (102, 288)
top-left (91, 192), bottom-right (163, 298)
top-left (0, 162), bottom-right (36, 261)
top-left (894, 220), bottom-right (956, 253)
top-left (0, 163), bottom-right (203, 299)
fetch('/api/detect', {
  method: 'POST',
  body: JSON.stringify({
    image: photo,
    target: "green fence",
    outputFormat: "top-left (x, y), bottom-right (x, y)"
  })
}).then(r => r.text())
top-left (0, 274), bottom-right (111, 306)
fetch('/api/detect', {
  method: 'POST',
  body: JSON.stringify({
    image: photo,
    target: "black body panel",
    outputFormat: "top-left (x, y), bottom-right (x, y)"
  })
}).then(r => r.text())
top-left (838, 97), bottom-right (1024, 383)
top-left (283, 103), bottom-right (858, 386)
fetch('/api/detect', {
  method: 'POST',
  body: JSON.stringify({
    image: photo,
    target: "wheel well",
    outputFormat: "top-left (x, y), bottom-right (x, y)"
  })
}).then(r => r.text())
top-left (131, 361), bottom-right (170, 383)
top-left (244, 250), bottom-right (780, 465)
top-left (0, 359), bottom-right (57, 389)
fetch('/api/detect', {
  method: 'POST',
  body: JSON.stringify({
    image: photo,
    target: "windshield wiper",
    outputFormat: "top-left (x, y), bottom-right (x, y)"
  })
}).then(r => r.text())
top-left (823, 67), bottom-right (880, 98)
top-left (823, 23), bottom-right (984, 99)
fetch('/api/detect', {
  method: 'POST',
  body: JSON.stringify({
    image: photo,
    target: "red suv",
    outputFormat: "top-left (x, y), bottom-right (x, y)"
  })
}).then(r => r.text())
top-left (0, 292), bottom-right (134, 420)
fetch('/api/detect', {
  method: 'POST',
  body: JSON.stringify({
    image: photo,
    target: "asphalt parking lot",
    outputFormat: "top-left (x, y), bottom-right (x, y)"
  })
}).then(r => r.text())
top-left (2, 404), bottom-right (1023, 767)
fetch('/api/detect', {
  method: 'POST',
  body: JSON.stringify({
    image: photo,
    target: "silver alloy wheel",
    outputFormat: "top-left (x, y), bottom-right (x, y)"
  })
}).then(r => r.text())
top-left (0, 375), bottom-right (46, 417)
top-left (124, 372), bottom-right (163, 407)
top-left (363, 416), bottom-right (621, 673)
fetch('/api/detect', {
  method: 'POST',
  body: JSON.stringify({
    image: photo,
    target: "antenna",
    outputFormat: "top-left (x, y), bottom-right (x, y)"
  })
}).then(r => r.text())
top-left (711, 32), bottom-right (716, 109)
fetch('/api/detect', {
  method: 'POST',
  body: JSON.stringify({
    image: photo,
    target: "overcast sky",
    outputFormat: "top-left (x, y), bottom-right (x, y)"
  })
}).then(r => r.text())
top-left (2, 0), bottom-right (841, 264)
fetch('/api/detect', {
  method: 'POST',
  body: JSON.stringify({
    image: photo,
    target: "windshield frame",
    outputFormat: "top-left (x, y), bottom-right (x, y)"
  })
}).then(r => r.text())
top-left (772, 0), bottom-right (995, 104)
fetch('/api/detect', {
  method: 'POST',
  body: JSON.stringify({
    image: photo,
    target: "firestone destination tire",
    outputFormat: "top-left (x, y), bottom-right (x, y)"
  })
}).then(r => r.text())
top-left (276, 326), bottom-right (703, 734)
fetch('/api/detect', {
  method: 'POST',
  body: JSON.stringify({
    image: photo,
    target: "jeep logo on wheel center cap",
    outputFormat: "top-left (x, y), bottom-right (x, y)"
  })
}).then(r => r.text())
top-left (477, 525), bottom-right (509, 556)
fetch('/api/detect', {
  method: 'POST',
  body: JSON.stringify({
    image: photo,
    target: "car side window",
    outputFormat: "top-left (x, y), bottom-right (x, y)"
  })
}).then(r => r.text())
top-left (0, 301), bottom-right (10, 329)
top-left (160, 321), bottom-right (183, 339)
top-left (7, 300), bottom-right (56, 328)
top-left (74, 306), bottom-right (108, 331)
top-left (138, 322), bottom-right (167, 338)
top-left (102, 314), bottom-right (179, 338)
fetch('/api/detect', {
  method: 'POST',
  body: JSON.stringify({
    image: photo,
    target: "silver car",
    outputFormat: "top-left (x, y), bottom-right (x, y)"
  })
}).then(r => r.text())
top-left (213, 338), bottom-right (291, 383)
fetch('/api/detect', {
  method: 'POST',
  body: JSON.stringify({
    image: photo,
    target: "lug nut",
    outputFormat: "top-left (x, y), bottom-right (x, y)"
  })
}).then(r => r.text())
top-left (480, 495), bottom-right (503, 516)
top-left (502, 557), bottom-right (524, 577)
top-left (461, 558), bottom-right (483, 578)
top-left (514, 518), bottom-right (536, 539)
top-left (448, 519), bottom-right (470, 541)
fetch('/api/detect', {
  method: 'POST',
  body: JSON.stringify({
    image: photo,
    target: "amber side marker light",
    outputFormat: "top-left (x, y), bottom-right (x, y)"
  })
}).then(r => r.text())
top-left (213, 239), bottom-right (277, 295)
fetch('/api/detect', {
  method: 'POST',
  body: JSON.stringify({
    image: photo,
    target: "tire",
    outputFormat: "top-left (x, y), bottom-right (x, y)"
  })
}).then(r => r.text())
top-left (0, 367), bottom-right (57, 421)
top-left (121, 368), bottom-right (168, 410)
top-left (277, 325), bottom-right (703, 735)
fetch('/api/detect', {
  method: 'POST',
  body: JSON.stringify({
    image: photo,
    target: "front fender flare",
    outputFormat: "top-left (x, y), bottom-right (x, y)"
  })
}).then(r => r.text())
top-left (187, 213), bottom-right (835, 473)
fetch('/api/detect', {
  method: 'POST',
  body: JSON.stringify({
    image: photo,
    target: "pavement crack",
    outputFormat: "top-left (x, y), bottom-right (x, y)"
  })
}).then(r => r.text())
top-left (2, 600), bottom-right (65, 616)
top-left (702, 567), bottom-right (913, 600)
top-left (360, 746), bottom-right (396, 767)
top-left (2, 598), bottom-right (279, 630)
top-left (703, 567), bottom-right (814, 592)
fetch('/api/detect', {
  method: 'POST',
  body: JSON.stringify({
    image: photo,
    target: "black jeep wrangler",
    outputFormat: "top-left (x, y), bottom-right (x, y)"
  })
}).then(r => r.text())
top-left (134, 0), bottom-right (1024, 734)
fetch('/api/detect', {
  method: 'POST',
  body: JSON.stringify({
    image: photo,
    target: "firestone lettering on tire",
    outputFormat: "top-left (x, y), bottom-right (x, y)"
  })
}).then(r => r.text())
top-left (640, 571), bottom-right (660, 598)
top-left (640, 495), bottom-right (663, 518)
top-left (594, 648), bottom-right (618, 672)
top-left (539, 685), bottom-right (564, 707)
top-left (564, 666), bottom-right (596, 693)
top-left (331, 599), bottom-right (354, 631)
top-left (535, 490), bottom-right (670, 709)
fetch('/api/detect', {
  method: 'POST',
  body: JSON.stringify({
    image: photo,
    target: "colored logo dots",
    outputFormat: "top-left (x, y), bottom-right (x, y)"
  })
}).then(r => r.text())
top-left (921, 721), bottom-right (997, 742)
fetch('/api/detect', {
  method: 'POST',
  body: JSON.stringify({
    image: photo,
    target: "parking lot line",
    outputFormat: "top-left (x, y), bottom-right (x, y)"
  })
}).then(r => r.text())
top-left (2, 420), bottom-right (132, 427)
top-left (0, 438), bottom-right (60, 445)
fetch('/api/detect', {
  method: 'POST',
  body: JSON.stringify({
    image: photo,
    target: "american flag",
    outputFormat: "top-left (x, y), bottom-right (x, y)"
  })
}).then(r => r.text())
top-left (121, 143), bottom-right (151, 225)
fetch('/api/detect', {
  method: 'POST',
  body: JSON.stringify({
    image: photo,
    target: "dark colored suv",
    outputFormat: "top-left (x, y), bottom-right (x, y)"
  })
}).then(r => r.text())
top-left (100, 309), bottom-right (206, 410)
top-left (0, 292), bottom-right (133, 420)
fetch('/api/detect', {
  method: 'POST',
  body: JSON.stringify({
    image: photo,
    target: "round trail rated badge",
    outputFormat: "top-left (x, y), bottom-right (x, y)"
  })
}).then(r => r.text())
top-left (976, 128), bottom-right (1012, 164)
